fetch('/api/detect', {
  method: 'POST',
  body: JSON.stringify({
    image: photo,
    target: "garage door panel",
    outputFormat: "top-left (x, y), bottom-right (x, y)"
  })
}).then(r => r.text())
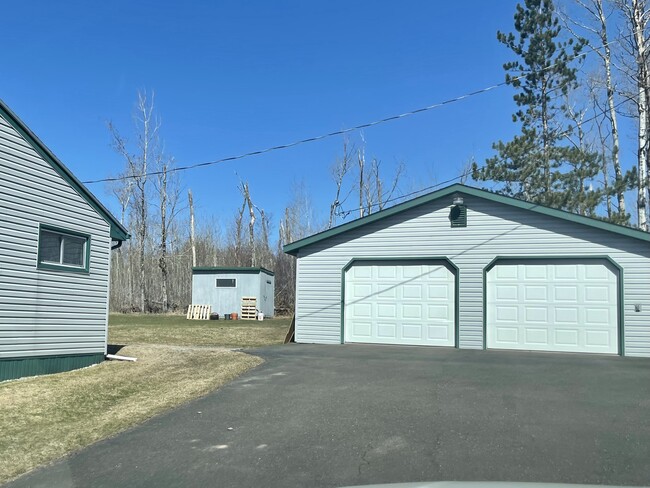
top-left (345, 262), bottom-right (455, 347)
top-left (525, 286), bottom-right (547, 301)
top-left (428, 285), bottom-right (449, 299)
top-left (351, 322), bottom-right (372, 337)
top-left (376, 323), bottom-right (397, 339)
top-left (428, 325), bottom-right (450, 340)
top-left (496, 306), bottom-right (518, 322)
top-left (487, 261), bottom-right (619, 355)
top-left (555, 307), bottom-right (579, 324)
top-left (555, 287), bottom-right (577, 301)
top-left (586, 329), bottom-right (611, 347)
top-left (496, 327), bottom-right (518, 343)
top-left (584, 286), bottom-right (610, 302)
top-left (402, 285), bottom-right (423, 299)
top-left (377, 304), bottom-right (396, 318)
top-left (554, 329), bottom-right (579, 346)
top-left (428, 304), bottom-right (450, 320)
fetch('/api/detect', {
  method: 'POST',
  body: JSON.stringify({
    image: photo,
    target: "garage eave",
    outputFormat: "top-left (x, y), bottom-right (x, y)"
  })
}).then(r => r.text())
top-left (283, 183), bottom-right (650, 255)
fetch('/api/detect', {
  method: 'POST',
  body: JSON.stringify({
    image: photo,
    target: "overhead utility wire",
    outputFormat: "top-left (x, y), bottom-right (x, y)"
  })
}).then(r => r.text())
top-left (83, 38), bottom-right (621, 185)
top-left (334, 93), bottom-right (635, 218)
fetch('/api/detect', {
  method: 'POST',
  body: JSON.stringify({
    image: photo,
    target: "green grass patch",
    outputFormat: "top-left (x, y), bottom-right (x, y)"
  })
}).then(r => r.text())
top-left (109, 313), bottom-right (291, 348)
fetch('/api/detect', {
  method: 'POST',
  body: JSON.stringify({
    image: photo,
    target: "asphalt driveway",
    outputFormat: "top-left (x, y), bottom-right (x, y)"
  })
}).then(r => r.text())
top-left (7, 345), bottom-right (650, 487)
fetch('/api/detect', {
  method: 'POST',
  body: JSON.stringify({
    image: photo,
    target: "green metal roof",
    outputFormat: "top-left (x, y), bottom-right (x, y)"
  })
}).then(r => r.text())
top-left (0, 99), bottom-right (130, 241)
top-left (283, 183), bottom-right (650, 256)
top-left (192, 266), bottom-right (275, 276)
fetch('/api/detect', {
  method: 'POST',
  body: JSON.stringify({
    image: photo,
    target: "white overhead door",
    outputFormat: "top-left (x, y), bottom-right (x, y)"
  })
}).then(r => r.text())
top-left (486, 261), bottom-right (619, 354)
top-left (344, 262), bottom-right (455, 346)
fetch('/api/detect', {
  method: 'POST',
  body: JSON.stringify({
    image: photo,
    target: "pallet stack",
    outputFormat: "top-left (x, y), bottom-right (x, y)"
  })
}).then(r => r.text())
top-left (186, 304), bottom-right (211, 320)
top-left (241, 297), bottom-right (257, 320)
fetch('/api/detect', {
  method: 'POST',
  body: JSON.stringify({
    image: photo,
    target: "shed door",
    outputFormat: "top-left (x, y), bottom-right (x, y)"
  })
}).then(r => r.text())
top-left (486, 261), bottom-right (619, 354)
top-left (344, 262), bottom-right (455, 346)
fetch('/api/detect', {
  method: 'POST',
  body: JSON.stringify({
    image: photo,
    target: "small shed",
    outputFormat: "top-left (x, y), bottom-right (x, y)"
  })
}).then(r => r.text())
top-left (191, 267), bottom-right (275, 318)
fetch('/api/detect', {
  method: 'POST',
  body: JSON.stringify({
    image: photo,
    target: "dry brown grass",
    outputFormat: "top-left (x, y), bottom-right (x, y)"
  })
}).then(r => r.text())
top-left (0, 344), bottom-right (262, 484)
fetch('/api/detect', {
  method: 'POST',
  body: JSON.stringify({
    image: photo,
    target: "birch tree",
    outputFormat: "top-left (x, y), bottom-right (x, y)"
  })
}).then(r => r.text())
top-left (616, 0), bottom-right (650, 229)
top-left (565, 0), bottom-right (629, 222)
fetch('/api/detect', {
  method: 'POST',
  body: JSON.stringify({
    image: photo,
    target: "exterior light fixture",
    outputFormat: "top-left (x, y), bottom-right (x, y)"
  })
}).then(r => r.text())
top-left (452, 194), bottom-right (464, 206)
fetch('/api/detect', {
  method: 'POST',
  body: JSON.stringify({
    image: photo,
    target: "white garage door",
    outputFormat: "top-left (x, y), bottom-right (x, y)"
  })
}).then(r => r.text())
top-left (486, 261), bottom-right (619, 354)
top-left (344, 262), bottom-right (455, 346)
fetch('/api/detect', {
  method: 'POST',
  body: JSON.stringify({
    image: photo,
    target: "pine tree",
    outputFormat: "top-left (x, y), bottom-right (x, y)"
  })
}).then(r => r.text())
top-left (473, 0), bottom-right (600, 213)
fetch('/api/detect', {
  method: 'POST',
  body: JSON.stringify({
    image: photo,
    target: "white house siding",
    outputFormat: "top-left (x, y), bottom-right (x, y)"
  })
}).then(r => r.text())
top-left (0, 114), bottom-right (111, 359)
top-left (294, 195), bottom-right (650, 357)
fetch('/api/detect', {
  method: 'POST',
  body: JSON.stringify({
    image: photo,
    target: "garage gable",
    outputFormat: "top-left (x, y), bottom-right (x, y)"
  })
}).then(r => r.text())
top-left (284, 184), bottom-right (650, 256)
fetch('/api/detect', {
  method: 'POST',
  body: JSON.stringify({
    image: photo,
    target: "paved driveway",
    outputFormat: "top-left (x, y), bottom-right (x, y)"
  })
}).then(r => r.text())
top-left (7, 345), bottom-right (650, 487)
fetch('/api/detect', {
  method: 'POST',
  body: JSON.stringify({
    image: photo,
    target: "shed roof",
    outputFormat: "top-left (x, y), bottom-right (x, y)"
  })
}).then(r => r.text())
top-left (283, 183), bottom-right (650, 256)
top-left (192, 267), bottom-right (275, 276)
top-left (0, 99), bottom-right (129, 241)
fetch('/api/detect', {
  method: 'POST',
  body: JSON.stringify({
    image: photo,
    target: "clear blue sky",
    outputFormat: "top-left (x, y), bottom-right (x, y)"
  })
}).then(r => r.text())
top-left (4, 0), bottom-right (577, 236)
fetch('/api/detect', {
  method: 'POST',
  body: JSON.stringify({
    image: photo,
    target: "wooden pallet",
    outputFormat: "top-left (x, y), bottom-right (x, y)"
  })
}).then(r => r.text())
top-left (186, 304), bottom-right (211, 320)
top-left (241, 296), bottom-right (257, 320)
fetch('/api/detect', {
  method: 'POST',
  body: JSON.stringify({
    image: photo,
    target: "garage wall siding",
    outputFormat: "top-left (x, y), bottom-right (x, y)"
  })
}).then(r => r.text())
top-left (0, 113), bottom-right (112, 359)
top-left (294, 195), bottom-right (650, 356)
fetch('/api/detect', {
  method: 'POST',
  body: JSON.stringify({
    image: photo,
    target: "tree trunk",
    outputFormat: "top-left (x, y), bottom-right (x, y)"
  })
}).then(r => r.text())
top-left (597, 0), bottom-right (626, 216)
top-left (358, 149), bottom-right (365, 218)
top-left (188, 189), bottom-right (197, 267)
top-left (159, 164), bottom-right (168, 313)
top-left (632, 0), bottom-right (649, 229)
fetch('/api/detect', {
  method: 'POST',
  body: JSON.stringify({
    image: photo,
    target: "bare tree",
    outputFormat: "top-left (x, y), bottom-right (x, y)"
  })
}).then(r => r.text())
top-left (566, 0), bottom-right (628, 220)
top-left (109, 91), bottom-right (160, 312)
top-left (370, 158), bottom-right (404, 212)
top-left (358, 145), bottom-right (365, 218)
top-left (239, 181), bottom-right (256, 266)
top-left (328, 140), bottom-right (354, 229)
top-left (154, 157), bottom-right (181, 313)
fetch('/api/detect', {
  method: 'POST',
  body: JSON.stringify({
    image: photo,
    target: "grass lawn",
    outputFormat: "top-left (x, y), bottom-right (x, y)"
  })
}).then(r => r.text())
top-left (0, 314), bottom-right (291, 484)
top-left (109, 313), bottom-right (292, 347)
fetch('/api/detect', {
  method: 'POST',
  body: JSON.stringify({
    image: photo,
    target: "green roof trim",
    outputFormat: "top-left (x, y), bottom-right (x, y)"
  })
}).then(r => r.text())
top-left (0, 99), bottom-right (130, 242)
top-left (283, 183), bottom-right (650, 255)
top-left (192, 266), bottom-right (275, 276)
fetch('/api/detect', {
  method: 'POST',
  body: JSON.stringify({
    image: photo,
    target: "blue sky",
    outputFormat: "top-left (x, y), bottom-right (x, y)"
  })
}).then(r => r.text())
top-left (4, 0), bottom-right (607, 237)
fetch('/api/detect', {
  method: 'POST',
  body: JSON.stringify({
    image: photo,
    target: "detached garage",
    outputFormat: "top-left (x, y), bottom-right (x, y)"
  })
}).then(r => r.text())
top-left (284, 184), bottom-right (650, 357)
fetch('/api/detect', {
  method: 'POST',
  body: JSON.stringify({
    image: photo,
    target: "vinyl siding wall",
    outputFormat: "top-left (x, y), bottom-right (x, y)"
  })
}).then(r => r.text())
top-left (0, 114), bottom-right (111, 359)
top-left (294, 195), bottom-right (650, 357)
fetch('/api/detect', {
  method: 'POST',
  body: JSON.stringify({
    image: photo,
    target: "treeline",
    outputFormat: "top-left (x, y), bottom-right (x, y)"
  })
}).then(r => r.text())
top-left (109, 0), bottom-right (650, 313)
top-left (107, 94), bottom-right (320, 314)
top-left (107, 93), bottom-right (403, 314)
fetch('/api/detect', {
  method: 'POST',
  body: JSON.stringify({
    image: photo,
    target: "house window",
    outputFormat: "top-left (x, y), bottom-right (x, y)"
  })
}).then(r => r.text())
top-left (38, 225), bottom-right (90, 272)
top-left (216, 278), bottom-right (236, 288)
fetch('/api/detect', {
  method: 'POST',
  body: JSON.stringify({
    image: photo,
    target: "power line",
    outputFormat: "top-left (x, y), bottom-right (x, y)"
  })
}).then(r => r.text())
top-left (334, 93), bottom-right (635, 218)
top-left (82, 38), bottom-right (620, 185)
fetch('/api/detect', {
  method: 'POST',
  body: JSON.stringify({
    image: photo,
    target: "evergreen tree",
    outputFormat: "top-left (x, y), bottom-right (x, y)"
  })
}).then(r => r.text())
top-left (473, 0), bottom-right (601, 213)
